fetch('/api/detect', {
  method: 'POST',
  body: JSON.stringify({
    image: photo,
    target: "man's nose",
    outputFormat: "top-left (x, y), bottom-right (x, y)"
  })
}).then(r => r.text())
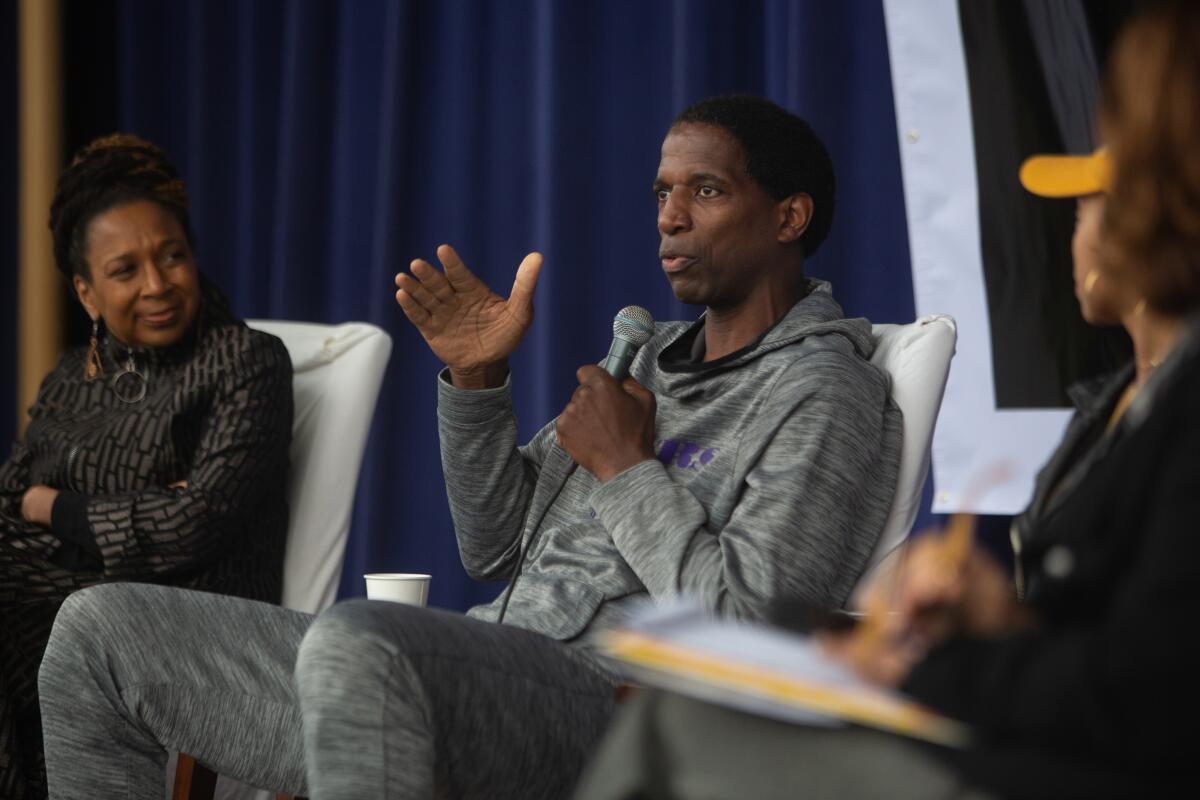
top-left (657, 193), bottom-right (691, 236)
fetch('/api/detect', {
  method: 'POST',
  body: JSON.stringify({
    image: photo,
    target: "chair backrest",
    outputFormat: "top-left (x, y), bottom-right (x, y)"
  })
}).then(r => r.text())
top-left (246, 320), bottom-right (392, 614)
top-left (851, 315), bottom-right (957, 604)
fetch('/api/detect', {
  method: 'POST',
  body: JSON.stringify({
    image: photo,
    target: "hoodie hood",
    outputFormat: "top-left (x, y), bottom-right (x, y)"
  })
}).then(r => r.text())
top-left (631, 279), bottom-right (880, 402)
top-left (644, 279), bottom-right (877, 395)
top-left (727, 278), bottom-right (876, 360)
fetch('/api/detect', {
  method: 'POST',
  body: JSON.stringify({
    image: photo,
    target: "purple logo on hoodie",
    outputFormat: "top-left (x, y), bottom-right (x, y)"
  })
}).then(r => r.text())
top-left (656, 439), bottom-right (718, 471)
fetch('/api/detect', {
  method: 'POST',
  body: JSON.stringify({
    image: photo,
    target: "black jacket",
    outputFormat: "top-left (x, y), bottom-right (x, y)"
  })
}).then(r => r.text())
top-left (904, 320), bottom-right (1200, 797)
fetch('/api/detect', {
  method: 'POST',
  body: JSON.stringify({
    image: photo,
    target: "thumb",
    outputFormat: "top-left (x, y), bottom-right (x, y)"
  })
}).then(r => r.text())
top-left (621, 377), bottom-right (655, 409)
top-left (508, 251), bottom-right (543, 315)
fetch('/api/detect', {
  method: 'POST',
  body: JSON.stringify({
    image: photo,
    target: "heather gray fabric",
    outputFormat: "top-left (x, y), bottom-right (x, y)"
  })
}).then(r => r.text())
top-left (296, 598), bottom-right (617, 799)
top-left (39, 584), bottom-right (618, 799)
top-left (446, 281), bottom-right (903, 642)
top-left (39, 584), bottom-right (310, 799)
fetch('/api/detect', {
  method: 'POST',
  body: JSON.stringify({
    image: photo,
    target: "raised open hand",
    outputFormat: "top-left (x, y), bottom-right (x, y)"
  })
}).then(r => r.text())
top-left (395, 245), bottom-right (542, 388)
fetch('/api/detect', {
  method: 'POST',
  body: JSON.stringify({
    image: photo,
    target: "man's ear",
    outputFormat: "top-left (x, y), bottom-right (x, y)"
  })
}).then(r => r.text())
top-left (73, 274), bottom-right (100, 323)
top-left (777, 193), bottom-right (814, 245)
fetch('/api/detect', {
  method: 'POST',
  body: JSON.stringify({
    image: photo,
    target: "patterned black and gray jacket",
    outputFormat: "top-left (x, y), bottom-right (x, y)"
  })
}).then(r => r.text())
top-left (0, 277), bottom-right (293, 602)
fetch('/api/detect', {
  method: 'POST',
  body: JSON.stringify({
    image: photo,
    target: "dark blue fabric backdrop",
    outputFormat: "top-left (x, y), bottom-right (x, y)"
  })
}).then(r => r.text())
top-left (12, 0), bottom-right (920, 611)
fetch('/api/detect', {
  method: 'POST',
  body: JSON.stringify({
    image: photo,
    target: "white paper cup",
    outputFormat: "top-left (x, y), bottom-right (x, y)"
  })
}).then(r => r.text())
top-left (363, 573), bottom-right (431, 606)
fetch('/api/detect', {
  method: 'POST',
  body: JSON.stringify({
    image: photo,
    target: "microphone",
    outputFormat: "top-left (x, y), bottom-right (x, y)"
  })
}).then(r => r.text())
top-left (603, 305), bottom-right (655, 380)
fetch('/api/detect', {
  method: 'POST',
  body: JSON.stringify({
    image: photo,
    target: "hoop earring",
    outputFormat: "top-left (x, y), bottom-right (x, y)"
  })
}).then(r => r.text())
top-left (111, 347), bottom-right (147, 404)
top-left (85, 319), bottom-right (103, 382)
top-left (1083, 270), bottom-right (1100, 295)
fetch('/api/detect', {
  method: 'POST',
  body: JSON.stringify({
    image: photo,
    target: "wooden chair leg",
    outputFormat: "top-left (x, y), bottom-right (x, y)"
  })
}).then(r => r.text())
top-left (174, 751), bottom-right (307, 800)
top-left (173, 753), bottom-right (218, 800)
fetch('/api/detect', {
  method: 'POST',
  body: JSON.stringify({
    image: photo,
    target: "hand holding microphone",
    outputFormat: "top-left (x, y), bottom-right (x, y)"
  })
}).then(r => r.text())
top-left (557, 306), bottom-right (658, 482)
top-left (499, 306), bottom-right (656, 623)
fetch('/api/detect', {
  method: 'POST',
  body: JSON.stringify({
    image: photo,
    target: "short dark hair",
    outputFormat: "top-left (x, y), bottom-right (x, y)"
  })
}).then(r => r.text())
top-left (48, 133), bottom-right (194, 279)
top-left (673, 95), bottom-right (836, 258)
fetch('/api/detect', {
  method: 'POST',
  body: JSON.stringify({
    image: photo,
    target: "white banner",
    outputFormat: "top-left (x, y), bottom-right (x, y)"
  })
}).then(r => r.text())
top-left (882, 0), bottom-right (1071, 514)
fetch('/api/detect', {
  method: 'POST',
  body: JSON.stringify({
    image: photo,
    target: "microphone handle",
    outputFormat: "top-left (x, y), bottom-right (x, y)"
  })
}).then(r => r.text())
top-left (603, 337), bottom-right (638, 380)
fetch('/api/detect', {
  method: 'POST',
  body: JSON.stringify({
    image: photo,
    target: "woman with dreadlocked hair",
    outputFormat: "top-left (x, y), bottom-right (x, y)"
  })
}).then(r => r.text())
top-left (0, 134), bottom-right (293, 797)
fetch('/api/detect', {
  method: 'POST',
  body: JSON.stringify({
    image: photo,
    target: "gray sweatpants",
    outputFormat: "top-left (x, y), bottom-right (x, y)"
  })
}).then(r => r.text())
top-left (574, 689), bottom-right (996, 800)
top-left (38, 583), bottom-right (618, 799)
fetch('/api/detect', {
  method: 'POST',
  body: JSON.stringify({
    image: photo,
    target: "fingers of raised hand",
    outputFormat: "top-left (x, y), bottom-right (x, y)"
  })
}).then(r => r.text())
top-left (436, 244), bottom-right (480, 291)
top-left (409, 259), bottom-right (455, 301)
top-left (395, 271), bottom-right (438, 308)
top-left (394, 276), bottom-right (439, 327)
top-left (395, 284), bottom-right (432, 324)
top-left (509, 252), bottom-right (543, 311)
top-left (436, 243), bottom-right (463, 269)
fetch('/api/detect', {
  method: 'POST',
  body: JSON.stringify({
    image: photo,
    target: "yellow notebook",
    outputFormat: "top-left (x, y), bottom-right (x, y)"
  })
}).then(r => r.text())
top-left (602, 604), bottom-right (970, 748)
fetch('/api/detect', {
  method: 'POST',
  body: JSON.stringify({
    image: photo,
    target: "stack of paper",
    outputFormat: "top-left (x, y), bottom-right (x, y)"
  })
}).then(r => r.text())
top-left (602, 602), bottom-right (970, 747)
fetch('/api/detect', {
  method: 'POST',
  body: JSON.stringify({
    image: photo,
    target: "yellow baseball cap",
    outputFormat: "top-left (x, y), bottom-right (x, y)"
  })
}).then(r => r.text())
top-left (1019, 148), bottom-right (1110, 198)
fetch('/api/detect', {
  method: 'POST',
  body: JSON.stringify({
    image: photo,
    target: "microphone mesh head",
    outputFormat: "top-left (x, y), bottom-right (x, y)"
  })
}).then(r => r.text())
top-left (612, 305), bottom-right (655, 345)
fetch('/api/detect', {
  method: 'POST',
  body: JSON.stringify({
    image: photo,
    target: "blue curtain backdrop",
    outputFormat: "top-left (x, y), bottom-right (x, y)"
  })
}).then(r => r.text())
top-left (20, 0), bottom-right (920, 611)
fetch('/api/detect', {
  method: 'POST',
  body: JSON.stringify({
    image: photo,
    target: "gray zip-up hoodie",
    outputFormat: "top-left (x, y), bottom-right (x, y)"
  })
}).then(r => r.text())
top-left (437, 280), bottom-right (902, 645)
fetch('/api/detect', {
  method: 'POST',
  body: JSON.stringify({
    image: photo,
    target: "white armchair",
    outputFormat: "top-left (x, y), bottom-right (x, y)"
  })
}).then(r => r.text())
top-left (851, 315), bottom-right (957, 606)
top-left (246, 320), bottom-right (393, 614)
top-left (172, 320), bottom-right (392, 800)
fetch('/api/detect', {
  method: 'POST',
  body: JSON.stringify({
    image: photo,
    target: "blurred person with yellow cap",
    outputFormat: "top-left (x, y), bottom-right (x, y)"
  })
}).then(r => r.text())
top-left (575, 2), bottom-right (1200, 797)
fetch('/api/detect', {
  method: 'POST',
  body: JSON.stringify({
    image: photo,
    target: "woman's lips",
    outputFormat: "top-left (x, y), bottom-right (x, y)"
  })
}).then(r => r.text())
top-left (661, 255), bottom-right (696, 273)
top-left (141, 307), bottom-right (179, 326)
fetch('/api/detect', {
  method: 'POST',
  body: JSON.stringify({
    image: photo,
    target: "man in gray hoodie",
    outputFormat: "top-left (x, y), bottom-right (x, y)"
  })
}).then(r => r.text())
top-left (39, 96), bottom-right (901, 800)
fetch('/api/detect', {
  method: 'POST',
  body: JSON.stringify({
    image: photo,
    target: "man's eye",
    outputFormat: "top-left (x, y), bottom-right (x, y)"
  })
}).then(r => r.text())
top-left (698, 186), bottom-right (719, 198)
top-left (655, 189), bottom-right (670, 202)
